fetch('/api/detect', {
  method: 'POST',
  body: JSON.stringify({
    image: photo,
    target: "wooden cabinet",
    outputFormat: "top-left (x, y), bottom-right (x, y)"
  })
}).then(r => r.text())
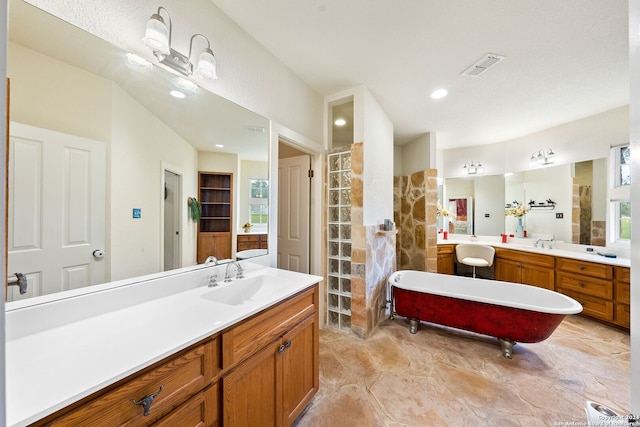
top-left (222, 286), bottom-right (319, 427)
top-left (237, 233), bottom-right (268, 251)
top-left (36, 284), bottom-right (320, 426)
top-left (437, 244), bottom-right (455, 275)
top-left (36, 337), bottom-right (221, 426)
top-left (494, 248), bottom-right (555, 290)
top-left (614, 266), bottom-right (630, 328)
top-left (555, 258), bottom-right (615, 324)
top-left (198, 172), bottom-right (233, 263)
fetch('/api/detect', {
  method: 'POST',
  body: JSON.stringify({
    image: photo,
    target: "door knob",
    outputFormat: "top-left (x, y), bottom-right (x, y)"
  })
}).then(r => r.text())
top-left (93, 249), bottom-right (105, 259)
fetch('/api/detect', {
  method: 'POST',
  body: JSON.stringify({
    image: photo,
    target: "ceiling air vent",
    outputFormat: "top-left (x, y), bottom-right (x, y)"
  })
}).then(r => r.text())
top-left (461, 53), bottom-right (506, 77)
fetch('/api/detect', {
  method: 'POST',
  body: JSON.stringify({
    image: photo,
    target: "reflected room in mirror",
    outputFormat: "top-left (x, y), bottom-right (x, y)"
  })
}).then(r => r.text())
top-left (6, 0), bottom-right (270, 301)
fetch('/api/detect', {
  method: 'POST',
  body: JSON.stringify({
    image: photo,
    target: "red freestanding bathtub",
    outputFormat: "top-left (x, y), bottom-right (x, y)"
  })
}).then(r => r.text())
top-left (389, 270), bottom-right (582, 358)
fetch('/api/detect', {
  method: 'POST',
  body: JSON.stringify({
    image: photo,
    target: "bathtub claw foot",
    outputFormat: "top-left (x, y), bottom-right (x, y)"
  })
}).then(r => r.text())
top-left (499, 338), bottom-right (515, 359)
top-left (409, 318), bottom-right (418, 334)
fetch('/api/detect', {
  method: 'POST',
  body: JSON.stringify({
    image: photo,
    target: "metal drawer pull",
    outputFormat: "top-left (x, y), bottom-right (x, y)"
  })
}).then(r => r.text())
top-left (131, 385), bottom-right (163, 416)
top-left (578, 265), bottom-right (585, 270)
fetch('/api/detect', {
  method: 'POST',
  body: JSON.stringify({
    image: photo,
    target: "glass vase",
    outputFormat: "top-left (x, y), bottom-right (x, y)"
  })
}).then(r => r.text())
top-left (515, 217), bottom-right (524, 238)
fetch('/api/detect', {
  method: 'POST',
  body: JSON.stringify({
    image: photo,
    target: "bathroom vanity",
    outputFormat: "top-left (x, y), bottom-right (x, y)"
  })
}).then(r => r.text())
top-left (437, 239), bottom-right (630, 330)
top-left (5, 264), bottom-right (322, 427)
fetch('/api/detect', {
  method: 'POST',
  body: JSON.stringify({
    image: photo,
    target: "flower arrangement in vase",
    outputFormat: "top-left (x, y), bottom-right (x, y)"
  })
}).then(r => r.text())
top-left (505, 201), bottom-right (528, 237)
top-left (242, 222), bottom-right (252, 233)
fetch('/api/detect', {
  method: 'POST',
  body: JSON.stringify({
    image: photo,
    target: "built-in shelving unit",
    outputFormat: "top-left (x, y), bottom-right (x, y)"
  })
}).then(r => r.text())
top-left (327, 151), bottom-right (352, 331)
top-left (197, 172), bottom-right (232, 263)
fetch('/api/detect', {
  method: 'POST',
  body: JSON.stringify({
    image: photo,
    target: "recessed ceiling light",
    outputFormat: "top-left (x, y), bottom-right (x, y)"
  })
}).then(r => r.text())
top-left (430, 89), bottom-right (448, 99)
top-left (169, 90), bottom-right (186, 99)
top-left (215, 144), bottom-right (224, 148)
top-left (334, 118), bottom-right (346, 126)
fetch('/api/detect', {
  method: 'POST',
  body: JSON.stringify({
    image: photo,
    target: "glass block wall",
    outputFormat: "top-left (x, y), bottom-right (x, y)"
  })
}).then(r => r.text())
top-left (327, 151), bottom-right (352, 331)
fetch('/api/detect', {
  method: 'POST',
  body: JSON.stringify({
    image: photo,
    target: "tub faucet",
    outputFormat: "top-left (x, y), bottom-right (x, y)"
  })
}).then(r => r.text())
top-left (224, 261), bottom-right (244, 282)
top-left (204, 256), bottom-right (218, 266)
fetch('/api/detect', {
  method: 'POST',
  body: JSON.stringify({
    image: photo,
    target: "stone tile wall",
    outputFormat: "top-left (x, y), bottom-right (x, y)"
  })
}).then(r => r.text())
top-left (348, 143), bottom-right (396, 338)
top-left (394, 169), bottom-right (438, 273)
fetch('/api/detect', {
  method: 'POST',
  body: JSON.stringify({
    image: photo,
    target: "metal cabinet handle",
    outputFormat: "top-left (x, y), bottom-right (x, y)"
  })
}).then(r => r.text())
top-left (284, 339), bottom-right (291, 349)
top-left (579, 282), bottom-right (585, 288)
top-left (579, 265), bottom-right (585, 270)
top-left (131, 385), bottom-right (163, 416)
top-left (278, 344), bottom-right (286, 354)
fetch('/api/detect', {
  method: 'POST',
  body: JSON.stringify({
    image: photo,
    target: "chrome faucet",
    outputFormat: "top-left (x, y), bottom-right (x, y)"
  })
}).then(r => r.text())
top-left (204, 256), bottom-right (218, 266)
top-left (224, 261), bottom-right (244, 282)
top-left (535, 239), bottom-right (544, 248)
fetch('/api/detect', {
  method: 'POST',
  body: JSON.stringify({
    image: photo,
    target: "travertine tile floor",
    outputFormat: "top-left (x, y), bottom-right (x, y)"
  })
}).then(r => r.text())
top-left (295, 315), bottom-right (630, 426)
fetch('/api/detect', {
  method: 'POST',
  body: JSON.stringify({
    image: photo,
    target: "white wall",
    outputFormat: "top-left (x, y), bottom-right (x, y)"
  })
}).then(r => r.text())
top-left (441, 106), bottom-right (629, 178)
top-left (361, 88), bottom-right (394, 225)
top-left (474, 174), bottom-right (505, 236)
top-left (0, 0), bottom-right (7, 420)
top-left (110, 84), bottom-right (199, 280)
top-left (399, 133), bottom-right (432, 176)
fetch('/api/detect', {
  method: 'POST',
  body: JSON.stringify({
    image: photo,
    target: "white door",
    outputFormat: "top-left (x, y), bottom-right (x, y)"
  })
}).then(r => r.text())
top-left (278, 154), bottom-right (310, 273)
top-left (7, 122), bottom-right (106, 300)
top-left (163, 169), bottom-right (181, 271)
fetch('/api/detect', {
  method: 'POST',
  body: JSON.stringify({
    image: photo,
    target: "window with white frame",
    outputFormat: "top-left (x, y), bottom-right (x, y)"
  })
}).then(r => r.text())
top-left (249, 179), bottom-right (269, 225)
top-left (609, 145), bottom-right (630, 244)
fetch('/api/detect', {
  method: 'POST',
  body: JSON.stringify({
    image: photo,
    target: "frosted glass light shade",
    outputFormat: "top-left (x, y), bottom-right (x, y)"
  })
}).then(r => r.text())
top-left (143, 14), bottom-right (170, 55)
top-left (194, 48), bottom-right (217, 80)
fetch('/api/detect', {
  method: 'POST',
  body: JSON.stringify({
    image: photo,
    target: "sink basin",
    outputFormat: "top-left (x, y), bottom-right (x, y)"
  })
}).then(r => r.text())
top-left (201, 274), bottom-right (288, 306)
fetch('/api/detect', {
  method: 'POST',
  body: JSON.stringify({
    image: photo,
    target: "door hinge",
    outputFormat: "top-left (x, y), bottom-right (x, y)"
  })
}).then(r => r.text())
top-left (308, 169), bottom-right (314, 178)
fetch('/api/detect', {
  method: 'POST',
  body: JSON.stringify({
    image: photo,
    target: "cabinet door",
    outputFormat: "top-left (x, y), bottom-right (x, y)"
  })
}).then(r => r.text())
top-left (223, 343), bottom-right (279, 427)
top-left (521, 263), bottom-right (554, 290)
top-left (281, 315), bottom-right (319, 426)
top-left (494, 258), bottom-right (522, 283)
top-left (154, 384), bottom-right (219, 427)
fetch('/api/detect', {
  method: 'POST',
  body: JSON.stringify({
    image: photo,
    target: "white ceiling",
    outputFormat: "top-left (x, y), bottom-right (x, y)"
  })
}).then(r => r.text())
top-left (210, 0), bottom-right (629, 150)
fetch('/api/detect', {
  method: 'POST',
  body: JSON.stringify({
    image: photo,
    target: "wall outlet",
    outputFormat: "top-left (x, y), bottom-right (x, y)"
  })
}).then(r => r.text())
top-left (484, 213), bottom-right (490, 218)
top-left (556, 212), bottom-right (563, 219)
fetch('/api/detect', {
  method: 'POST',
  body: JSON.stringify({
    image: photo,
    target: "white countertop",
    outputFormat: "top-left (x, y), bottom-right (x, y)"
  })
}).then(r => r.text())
top-left (438, 237), bottom-right (630, 268)
top-left (5, 265), bottom-right (322, 427)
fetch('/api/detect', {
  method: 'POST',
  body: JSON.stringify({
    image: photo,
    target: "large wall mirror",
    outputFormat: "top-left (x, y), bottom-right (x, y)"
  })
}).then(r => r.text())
top-left (6, 0), bottom-right (270, 301)
top-left (442, 159), bottom-right (607, 243)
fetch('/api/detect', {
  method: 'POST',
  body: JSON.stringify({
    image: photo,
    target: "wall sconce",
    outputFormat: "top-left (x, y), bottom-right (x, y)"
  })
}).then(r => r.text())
top-left (463, 161), bottom-right (483, 175)
top-left (530, 148), bottom-right (555, 166)
top-left (143, 6), bottom-right (217, 81)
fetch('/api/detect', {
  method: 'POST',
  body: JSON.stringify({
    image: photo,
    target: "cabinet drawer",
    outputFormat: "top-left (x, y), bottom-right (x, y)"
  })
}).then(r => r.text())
top-left (615, 304), bottom-right (630, 329)
top-left (48, 338), bottom-right (220, 426)
top-left (556, 258), bottom-right (613, 280)
top-left (437, 244), bottom-right (454, 255)
top-left (615, 281), bottom-right (630, 305)
top-left (153, 384), bottom-right (219, 427)
top-left (555, 271), bottom-right (613, 300)
top-left (615, 266), bottom-right (630, 283)
top-left (494, 248), bottom-right (554, 268)
top-left (558, 289), bottom-right (614, 322)
top-left (222, 285), bottom-right (317, 368)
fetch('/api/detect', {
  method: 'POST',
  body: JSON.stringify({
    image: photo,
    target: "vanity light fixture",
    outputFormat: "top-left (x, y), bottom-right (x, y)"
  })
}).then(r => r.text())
top-left (463, 161), bottom-right (483, 175)
top-left (143, 6), bottom-right (218, 81)
top-left (530, 148), bottom-right (556, 166)
top-left (334, 118), bottom-right (347, 126)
